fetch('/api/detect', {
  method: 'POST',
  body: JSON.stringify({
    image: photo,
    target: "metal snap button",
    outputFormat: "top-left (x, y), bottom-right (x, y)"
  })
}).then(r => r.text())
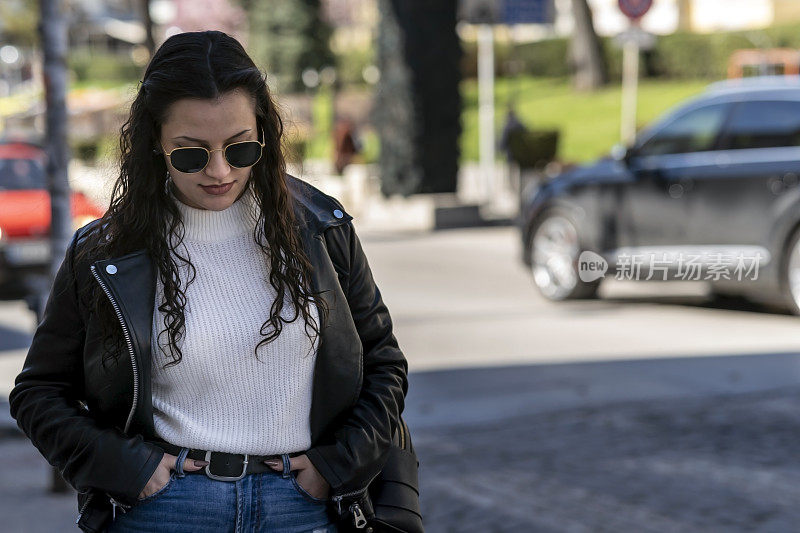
top-left (333, 209), bottom-right (343, 219)
top-left (106, 264), bottom-right (118, 275)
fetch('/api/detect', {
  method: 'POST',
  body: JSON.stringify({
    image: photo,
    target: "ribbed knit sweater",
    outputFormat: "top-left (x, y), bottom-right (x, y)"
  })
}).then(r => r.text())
top-left (150, 189), bottom-right (320, 455)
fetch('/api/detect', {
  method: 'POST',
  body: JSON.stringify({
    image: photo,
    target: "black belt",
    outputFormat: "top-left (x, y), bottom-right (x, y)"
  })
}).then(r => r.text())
top-left (151, 440), bottom-right (305, 482)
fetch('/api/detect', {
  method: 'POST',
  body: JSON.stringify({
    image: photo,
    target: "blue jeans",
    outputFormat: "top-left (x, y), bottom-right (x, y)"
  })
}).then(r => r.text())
top-left (108, 448), bottom-right (338, 533)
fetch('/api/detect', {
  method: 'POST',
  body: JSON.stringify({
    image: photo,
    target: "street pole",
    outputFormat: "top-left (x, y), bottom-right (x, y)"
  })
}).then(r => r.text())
top-left (39, 0), bottom-right (72, 492)
top-left (620, 35), bottom-right (639, 146)
top-left (617, 1), bottom-right (653, 145)
top-left (477, 23), bottom-right (495, 202)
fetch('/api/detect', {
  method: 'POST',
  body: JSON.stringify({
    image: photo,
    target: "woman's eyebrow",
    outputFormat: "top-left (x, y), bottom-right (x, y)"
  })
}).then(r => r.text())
top-left (172, 129), bottom-right (251, 144)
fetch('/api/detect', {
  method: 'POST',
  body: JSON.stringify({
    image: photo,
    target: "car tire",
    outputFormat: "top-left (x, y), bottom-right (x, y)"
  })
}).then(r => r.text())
top-left (528, 209), bottom-right (600, 301)
top-left (782, 226), bottom-right (800, 315)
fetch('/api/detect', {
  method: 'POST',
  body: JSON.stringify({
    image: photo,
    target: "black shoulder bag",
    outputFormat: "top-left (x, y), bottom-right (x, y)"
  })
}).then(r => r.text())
top-left (330, 417), bottom-right (424, 533)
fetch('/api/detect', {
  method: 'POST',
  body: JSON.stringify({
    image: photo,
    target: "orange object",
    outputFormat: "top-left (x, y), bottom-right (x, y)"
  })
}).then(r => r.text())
top-left (728, 48), bottom-right (800, 78)
top-left (0, 141), bottom-right (105, 239)
top-left (0, 190), bottom-right (103, 238)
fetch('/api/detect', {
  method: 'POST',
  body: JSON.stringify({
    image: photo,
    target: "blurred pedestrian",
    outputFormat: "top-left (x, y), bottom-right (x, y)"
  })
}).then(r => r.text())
top-left (498, 106), bottom-right (527, 164)
top-left (9, 30), bottom-right (409, 533)
top-left (333, 118), bottom-right (362, 175)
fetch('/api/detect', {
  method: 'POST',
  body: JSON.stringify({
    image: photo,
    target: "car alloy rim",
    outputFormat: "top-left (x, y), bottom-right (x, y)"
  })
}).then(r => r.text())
top-left (788, 238), bottom-right (800, 311)
top-left (531, 215), bottom-right (580, 299)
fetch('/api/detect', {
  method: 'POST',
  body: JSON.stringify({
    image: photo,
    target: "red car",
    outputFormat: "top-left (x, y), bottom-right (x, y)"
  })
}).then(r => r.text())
top-left (0, 139), bottom-right (104, 301)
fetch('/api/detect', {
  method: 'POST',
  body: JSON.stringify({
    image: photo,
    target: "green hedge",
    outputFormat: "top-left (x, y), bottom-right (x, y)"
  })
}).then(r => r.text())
top-left (335, 47), bottom-right (374, 88)
top-left (462, 35), bottom-right (623, 80)
top-left (69, 48), bottom-right (143, 83)
top-left (70, 133), bottom-right (119, 164)
top-left (462, 22), bottom-right (800, 81)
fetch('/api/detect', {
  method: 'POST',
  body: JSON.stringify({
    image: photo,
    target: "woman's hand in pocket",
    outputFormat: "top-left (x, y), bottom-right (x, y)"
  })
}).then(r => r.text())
top-left (138, 452), bottom-right (208, 499)
top-left (264, 454), bottom-right (331, 500)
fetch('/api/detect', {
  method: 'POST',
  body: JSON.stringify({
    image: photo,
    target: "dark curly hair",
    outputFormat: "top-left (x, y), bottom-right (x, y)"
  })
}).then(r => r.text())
top-left (75, 30), bottom-right (328, 371)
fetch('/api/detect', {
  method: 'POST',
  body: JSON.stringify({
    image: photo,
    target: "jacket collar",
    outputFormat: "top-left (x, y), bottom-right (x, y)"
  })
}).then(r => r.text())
top-left (283, 173), bottom-right (353, 236)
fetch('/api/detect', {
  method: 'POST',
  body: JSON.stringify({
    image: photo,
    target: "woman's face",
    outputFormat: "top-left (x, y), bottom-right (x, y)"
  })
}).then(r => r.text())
top-left (159, 88), bottom-right (259, 211)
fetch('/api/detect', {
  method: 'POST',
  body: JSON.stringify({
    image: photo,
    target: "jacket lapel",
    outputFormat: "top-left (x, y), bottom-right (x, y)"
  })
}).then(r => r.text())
top-left (91, 251), bottom-right (157, 437)
top-left (300, 230), bottom-right (362, 443)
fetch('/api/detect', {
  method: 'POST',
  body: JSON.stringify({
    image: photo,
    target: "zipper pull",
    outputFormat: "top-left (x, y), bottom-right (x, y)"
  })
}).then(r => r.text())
top-left (108, 495), bottom-right (130, 519)
top-left (350, 502), bottom-right (368, 529)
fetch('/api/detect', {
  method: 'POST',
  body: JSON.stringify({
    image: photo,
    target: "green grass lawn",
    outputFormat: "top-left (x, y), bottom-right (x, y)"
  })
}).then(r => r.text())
top-left (461, 76), bottom-right (711, 163)
top-left (307, 76), bottom-right (710, 165)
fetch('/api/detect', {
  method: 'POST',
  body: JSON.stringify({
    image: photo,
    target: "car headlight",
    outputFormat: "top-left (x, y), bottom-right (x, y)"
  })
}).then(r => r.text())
top-left (72, 215), bottom-right (98, 231)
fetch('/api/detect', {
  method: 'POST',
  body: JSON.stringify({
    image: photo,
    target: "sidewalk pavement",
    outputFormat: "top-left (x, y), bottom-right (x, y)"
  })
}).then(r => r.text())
top-left (0, 400), bottom-right (21, 439)
top-left (296, 161), bottom-right (520, 234)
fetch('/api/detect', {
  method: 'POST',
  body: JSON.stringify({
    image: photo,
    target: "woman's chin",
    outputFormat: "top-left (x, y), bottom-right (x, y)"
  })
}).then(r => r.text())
top-left (198, 198), bottom-right (236, 211)
top-left (175, 189), bottom-right (239, 211)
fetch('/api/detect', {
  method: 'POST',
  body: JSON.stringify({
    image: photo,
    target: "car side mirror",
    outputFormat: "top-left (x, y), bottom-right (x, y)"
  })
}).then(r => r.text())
top-left (611, 143), bottom-right (634, 165)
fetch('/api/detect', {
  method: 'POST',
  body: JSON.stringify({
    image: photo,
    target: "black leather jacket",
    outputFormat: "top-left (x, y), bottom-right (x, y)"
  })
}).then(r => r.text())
top-left (8, 174), bottom-right (408, 524)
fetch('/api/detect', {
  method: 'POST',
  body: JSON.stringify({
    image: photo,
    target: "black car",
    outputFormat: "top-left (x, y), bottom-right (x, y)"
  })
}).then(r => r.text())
top-left (520, 76), bottom-right (800, 314)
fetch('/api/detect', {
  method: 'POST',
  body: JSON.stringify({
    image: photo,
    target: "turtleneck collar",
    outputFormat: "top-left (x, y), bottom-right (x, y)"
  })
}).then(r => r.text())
top-left (171, 187), bottom-right (260, 243)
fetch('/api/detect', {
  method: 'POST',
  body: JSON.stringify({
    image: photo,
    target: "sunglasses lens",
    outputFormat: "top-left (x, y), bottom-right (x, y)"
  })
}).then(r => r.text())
top-left (170, 148), bottom-right (208, 173)
top-left (225, 142), bottom-right (262, 168)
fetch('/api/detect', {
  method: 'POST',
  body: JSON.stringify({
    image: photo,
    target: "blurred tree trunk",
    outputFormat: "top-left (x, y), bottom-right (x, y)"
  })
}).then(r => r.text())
top-left (39, 0), bottom-right (71, 492)
top-left (372, 0), bottom-right (461, 196)
top-left (139, 0), bottom-right (155, 58)
top-left (569, 0), bottom-right (607, 91)
top-left (372, 0), bottom-right (419, 196)
top-left (677, 0), bottom-right (692, 31)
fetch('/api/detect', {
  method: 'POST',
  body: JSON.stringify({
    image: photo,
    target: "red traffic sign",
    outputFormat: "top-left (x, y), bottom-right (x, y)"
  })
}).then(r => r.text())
top-left (618, 0), bottom-right (652, 20)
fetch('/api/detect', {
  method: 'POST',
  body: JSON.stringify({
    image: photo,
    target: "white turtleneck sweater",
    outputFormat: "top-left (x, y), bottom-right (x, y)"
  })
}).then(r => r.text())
top-left (150, 189), bottom-right (320, 455)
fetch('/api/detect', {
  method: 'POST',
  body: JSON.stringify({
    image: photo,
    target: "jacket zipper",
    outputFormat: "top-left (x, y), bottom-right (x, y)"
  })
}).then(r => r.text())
top-left (76, 265), bottom-right (140, 525)
top-left (90, 264), bottom-right (140, 434)
top-left (75, 491), bottom-right (93, 525)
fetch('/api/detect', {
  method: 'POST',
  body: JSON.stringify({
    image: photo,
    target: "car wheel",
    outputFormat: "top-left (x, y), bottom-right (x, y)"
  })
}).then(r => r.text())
top-left (783, 227), bottom-right (800, 315)
top-left (529, 210), bottom-right (600, 301)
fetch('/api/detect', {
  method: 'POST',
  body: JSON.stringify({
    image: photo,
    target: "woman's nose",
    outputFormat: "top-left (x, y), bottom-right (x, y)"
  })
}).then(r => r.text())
top-left (204, 149), bottom-right (230, 180)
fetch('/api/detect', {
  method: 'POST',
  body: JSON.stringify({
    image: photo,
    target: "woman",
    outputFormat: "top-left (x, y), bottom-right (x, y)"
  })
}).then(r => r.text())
top-left (9, 30), bottom-right (408, 533)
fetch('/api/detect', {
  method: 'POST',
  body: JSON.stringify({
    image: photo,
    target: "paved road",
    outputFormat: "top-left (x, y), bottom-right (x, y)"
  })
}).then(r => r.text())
top-left (414, 381), bottom-right (800, 533)
top-left (3, 226), bottom-right (800, 531)
top-left (359, 226), bottom-right (800, 372)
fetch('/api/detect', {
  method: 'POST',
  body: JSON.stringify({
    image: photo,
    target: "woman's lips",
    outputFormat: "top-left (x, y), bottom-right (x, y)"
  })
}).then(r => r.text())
top-left (199, 182), bottom-right (234, 195)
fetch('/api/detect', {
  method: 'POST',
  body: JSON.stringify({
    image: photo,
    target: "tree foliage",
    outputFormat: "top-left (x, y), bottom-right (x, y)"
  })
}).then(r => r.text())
top-left (0, 0), bottom-right (38, 47)
top-left (241, 0), bottom-right (334, 94)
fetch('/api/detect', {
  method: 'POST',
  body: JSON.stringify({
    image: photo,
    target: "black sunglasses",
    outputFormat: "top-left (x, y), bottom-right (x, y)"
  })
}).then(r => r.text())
top-left (158, 127), bottom-right (265, 173)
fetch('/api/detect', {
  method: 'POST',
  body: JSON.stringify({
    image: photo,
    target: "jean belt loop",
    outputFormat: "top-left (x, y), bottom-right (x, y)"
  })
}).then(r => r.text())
top-left (281, 453), bottom-right (291, 479)
top-left (174, 447), bottom-right (190, 478)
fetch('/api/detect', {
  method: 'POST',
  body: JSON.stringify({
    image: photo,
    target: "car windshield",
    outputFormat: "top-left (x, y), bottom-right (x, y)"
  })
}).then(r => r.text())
top-left (0, 158), bottom-right (47, 190)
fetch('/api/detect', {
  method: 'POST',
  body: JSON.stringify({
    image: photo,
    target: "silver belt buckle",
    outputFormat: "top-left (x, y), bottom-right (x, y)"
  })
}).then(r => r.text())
top-left (204, 451), bottom-right (249, 481)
